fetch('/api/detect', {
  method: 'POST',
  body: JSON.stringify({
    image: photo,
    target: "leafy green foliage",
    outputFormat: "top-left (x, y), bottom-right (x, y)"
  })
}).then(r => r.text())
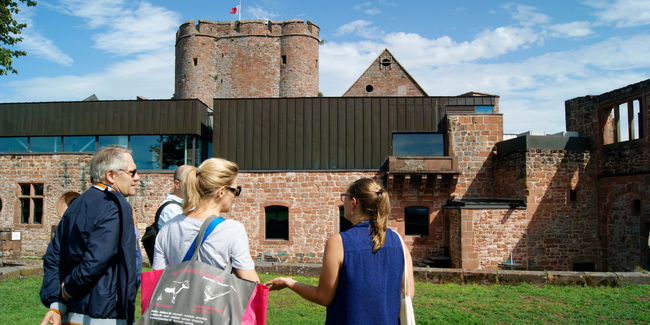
top-left (0, 0), bottom-right (37, 75)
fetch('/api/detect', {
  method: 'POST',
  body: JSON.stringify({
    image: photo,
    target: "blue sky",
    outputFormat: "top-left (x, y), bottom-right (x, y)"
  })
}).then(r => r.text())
top-left (2, 0), bottom-right (649, 134)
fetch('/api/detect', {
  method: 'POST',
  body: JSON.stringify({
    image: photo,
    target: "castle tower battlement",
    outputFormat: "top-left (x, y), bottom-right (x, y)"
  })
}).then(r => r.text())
top-left (175, 19), bottom-right (320, 107)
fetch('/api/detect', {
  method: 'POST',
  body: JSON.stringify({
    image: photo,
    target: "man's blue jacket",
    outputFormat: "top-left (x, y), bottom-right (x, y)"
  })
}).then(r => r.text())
top-left (40, 185), bottom-right (141, 324)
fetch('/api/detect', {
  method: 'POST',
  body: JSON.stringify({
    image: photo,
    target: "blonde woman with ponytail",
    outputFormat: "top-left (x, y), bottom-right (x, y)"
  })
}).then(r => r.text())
top-left (152, 158), bottom-right (259, 283)
top-left (265, 178), bottom-right (414, 324)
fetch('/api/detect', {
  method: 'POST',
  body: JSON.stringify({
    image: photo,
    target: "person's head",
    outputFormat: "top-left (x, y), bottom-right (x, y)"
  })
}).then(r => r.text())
top-left (342, 178), bottom-right (390, 252)
top-left (90, 145), bottom-right (140, 197)
top-left (182, 158), bottom-right (240, 214)
top-left (171, 165), bottom-right (191, 198)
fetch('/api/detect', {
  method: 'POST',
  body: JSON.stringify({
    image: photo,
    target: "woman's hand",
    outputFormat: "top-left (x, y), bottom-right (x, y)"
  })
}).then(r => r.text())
top-left (264, 277), bottom-right (296, 291)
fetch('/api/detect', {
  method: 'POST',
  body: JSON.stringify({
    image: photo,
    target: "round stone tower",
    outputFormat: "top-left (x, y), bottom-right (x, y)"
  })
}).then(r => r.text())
top-left (174, 19), bottom-right (320, 108)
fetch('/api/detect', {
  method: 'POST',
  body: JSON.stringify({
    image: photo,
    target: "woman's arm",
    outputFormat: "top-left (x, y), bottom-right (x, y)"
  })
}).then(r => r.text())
top-left (264, 234), bottom-right (344, 307)
top-left (235, 268), bottom-right (260, 283)
top-left (402, 245), bottom-right (415, 297)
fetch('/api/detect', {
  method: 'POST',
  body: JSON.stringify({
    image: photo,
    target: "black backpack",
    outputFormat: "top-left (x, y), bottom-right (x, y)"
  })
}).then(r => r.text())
top-left (141, 200), bottom-right (182, 265)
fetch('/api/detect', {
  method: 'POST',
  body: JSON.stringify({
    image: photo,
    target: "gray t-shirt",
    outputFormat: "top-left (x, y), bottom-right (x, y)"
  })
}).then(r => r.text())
top-left (152, 215), bottom-right (255, 271)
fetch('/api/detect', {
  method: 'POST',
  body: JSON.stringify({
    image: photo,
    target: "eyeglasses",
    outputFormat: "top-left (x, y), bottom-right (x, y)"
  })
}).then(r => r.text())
top-left (340, 193), bottom-right (353, 202)
top-left (119, 169), bottom-right (137, 178)
top-left (225, 186), bottom-right (242, 196)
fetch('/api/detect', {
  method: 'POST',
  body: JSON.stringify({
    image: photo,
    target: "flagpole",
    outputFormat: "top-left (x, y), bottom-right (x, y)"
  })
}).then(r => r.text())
top-left (239, 0), bottom-right (241, 21)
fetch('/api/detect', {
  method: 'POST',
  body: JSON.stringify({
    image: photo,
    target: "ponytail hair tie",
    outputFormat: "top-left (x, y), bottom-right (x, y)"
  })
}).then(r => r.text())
top-left (196, 167), bottom-right (201, 176)
top-left (376, 188), bottom-right (385, 195)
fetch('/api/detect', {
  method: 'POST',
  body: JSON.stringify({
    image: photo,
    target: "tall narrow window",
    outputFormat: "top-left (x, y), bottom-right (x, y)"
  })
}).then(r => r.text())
top-left (405, 206), bottom-right (429, 236)
top-left (265, 206), bottom-right (289, 240)
top-left (18, 183), bottom-right (44, 225)
top-left (339, 207), bottom-right (352, 233)
top-left (632, 199), bottom-right (642, 215)
top-left (282, 55), bottom-right (287, 65)
top-left (193, 58), bottom-right (198, 66)
top-left (569, 189), bottom-right (577, 203)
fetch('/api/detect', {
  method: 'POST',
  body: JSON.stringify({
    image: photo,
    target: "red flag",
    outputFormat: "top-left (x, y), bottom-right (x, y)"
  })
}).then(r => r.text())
top-left (230, 6), bottom-right (238, 14)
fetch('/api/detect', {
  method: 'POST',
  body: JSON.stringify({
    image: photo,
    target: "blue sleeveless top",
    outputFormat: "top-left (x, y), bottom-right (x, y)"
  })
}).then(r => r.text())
top-left (326, 221), bottom-right (404, 325)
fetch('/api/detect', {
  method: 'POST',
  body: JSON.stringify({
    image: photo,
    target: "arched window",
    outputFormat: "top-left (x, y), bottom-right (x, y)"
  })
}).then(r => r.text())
top-left (265, 206), bottom-right (289, 240)
top-left (405, 206), bottom-right (429, 236)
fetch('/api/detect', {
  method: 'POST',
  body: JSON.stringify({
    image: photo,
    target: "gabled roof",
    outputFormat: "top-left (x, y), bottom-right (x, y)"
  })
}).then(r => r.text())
top-left (343, 49), bottom-right (428, 97)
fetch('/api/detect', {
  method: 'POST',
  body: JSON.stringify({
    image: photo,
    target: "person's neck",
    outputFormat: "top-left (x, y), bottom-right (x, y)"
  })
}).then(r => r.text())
top-left (186, 202), bottom-right (222, 220)
top-left (350, 210), bottom-right (368, 225)
top-left (171, 190), bottom-right (183, 198)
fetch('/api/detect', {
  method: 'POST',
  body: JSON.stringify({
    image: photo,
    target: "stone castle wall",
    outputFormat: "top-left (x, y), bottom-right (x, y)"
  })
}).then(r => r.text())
top-left (174, 19), bottom-right (319, 108)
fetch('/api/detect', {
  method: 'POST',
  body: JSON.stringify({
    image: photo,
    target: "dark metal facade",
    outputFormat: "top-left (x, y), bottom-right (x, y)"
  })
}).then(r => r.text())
top-left (213, 96), bottom-right (497, 171)
top-left (0, 99), bottom-right (211, 137)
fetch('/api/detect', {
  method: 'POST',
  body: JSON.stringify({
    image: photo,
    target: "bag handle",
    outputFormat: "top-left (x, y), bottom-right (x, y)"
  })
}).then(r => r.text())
top-left (183, 215), bottom-right (225, 262)
top-left (396, 232), bottom-right (411, 298)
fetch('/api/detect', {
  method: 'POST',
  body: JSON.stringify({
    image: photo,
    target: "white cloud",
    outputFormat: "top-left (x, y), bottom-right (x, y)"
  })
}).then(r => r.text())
top-left (19, 33), bottom-right (74, 66)
top-left (504, 3), bottom-right (550, 27)
top-left (378, 0), bottom-right (397, 6)
top-left (589, 0), bottom-right (650, 27)
top-left (353, 2), bottom-right (371, 10)
top-left (0, 50), bottom-right (174, 102)
top-left (335, 20), bottom-right (385, 39)
top-left (548, 21), bottom-right (595, 38)
top-left (13, 7), bottom-right (73, 66)
top-left (45, 1), bottom-right (180, 56)
top-left (247, 5), bottom-right (279, 20)
top-left (365, 8), bottom-right (381, 15)
top-left (91, 2), bottom-right (179, 56)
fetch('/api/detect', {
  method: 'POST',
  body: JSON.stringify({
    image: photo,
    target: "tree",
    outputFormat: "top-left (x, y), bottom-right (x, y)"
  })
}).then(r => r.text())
top-left (1, 0), bottom-right (37, 75)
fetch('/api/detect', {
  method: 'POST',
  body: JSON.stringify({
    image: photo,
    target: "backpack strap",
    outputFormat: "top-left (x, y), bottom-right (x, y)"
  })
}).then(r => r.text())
top-left (153, 200), bottom-right (183, 228)
top-left (182, 215), bottom-right (225, 262)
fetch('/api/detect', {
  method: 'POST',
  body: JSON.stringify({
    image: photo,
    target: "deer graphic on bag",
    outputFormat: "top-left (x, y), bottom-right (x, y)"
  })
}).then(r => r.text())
top-left (157, 280), bottom-right (190, 304)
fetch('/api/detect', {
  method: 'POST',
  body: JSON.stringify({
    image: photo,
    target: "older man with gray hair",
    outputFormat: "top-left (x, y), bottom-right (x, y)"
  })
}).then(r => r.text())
top-left (40, 145), bottom-right (142, 325)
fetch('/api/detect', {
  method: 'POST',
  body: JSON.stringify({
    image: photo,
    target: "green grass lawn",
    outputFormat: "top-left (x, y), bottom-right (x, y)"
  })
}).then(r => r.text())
top-left (2, 274), bottom-right (648, 324)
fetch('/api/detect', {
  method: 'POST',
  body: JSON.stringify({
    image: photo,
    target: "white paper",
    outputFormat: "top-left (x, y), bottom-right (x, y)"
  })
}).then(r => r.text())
top-left (12, 232), bottom-right (21, 241)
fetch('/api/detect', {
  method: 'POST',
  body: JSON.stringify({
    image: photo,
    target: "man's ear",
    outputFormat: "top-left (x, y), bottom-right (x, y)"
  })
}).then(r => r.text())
top-left (105, 170), bottom-right (117, 185)
top-left (174, 179), bottom-right (181, 190)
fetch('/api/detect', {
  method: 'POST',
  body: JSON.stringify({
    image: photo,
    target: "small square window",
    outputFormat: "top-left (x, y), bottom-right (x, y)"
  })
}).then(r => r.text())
top-left (266, 206), bottom-right (289, 240)
top-left (405, 206), bottom-right (429, 236)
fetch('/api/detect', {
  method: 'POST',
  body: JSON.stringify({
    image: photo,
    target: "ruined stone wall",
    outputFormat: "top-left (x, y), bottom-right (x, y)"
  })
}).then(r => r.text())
top-left (447, 114), bottom-right (503, 198)
top-left (597, 175), bottom-right (650, 271)
top-left (175, 19), bottom-right (319, 108)
top-left (473, 208), bottom-right (528, 269)
top-left (524, 149), bottom-right (599, 271)
top-left (493, 150), bottom-right (527, 200)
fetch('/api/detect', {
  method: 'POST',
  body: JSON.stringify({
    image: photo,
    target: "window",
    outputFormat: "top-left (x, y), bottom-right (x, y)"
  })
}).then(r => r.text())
top-left (98, 135), bottom-right (128, 148)
top-left (161, 135), bottom-right (193, 169)
top-left (603, 98), bottom-right (643, 144)
top-left (282, 55), bottom-right (287, 65)
top-left (131, 135), bottom-right (161, 170)
top-left (569, 189), bottom-right (577, 203)
top-left (0, 137), bottom-right (28, 152)
top-left (405, 206), bottom-right (429, 236)
top-left (392, 133), bottom-right (445, 156)
top-left (18, 183), bottom-right (44, 224)
top-left (366, 85), bottom-right (374, 92)
top-left (193, 58), bottom-right (198, 66)
top-left (30, 137), bottom-right (61, 152)
top-left (632, 199), bottom-right (641, 215)
top-left (475, 106), bottom-right (494, 113)
top-left (63, 136), bottom-right (95, 152)
top-left (339, 207), bottom-right (352, 233)
top-left (265, 206), bottom-right (289, 240)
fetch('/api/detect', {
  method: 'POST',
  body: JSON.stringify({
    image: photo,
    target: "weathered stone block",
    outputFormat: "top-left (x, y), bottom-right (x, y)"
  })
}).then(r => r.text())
top-left (547, 271), bottom-right (585, 286)
top-left (463, 269), bottom-right (497, 285)
top-left (433, 268), bottom-right (464, 285)
top-left (615, 272), bottom-right (650, 286)
top-left (584, 272), bottom-right (618, 287)
top-left (0, 267), bottom-right (21, 282)
top-left (19, 265), bottom-right (44, 278)
top-left (498, 270), bottom-right (547, 286)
